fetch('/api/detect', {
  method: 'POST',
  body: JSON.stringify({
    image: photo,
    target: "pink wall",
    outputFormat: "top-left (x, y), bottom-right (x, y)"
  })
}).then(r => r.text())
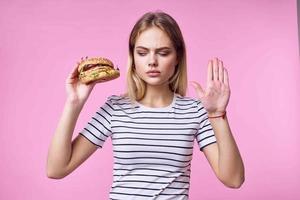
top-left (0, 0), bottom-right (299, 199)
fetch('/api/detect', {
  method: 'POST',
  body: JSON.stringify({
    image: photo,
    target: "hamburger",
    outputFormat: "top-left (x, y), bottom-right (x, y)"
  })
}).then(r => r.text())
top-left (78, 57), bottom-right (120, 84)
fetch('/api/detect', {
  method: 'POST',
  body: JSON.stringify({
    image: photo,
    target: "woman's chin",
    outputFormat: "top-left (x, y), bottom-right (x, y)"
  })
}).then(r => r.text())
top-left (144, 80), bottom-right (169, 88)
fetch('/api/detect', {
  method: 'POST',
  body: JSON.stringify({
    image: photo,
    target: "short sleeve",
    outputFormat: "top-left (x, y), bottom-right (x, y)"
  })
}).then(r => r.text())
top-left (79, 97), bottom-right (114, 149)
top-left (195, 101), bottom-right (217, 151)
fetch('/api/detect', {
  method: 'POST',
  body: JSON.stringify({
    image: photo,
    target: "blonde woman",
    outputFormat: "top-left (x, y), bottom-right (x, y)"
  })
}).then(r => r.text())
top-left (47, 11), bottom-right (245, 199)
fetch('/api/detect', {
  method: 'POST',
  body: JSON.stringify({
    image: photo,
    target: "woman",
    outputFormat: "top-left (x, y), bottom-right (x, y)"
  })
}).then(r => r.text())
top-left (47, 11), bottom-right (245, 199)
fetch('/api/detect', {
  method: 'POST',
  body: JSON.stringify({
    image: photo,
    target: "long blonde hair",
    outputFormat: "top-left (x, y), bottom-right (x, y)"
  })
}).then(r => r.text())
top-left (125, 11), bottom-right (187, 102)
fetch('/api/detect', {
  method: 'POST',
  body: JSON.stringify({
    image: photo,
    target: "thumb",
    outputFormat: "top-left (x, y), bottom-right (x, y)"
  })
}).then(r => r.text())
top-left (190, 81), bottom-right (205, 99)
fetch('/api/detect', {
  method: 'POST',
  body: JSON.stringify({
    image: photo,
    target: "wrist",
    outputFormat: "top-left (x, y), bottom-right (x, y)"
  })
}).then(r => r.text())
top-left (66, 94), bottom-right (86, 104)
top-left (65, 97), bottom-right (85, 108)
top-left (207, 111), bottom-right (226, 119)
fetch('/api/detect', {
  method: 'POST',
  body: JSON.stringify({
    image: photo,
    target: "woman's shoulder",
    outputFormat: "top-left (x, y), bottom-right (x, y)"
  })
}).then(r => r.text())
top-left (106, 93), bottom-right (132, 105)
top-left (176, 93), bottom-right (201, 104)
top-left (175, 94), bottom-right (204, 111)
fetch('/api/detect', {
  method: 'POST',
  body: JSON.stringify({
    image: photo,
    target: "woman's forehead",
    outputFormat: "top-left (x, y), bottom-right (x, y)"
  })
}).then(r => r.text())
top-left (135, 27), bottom-right (173, 49)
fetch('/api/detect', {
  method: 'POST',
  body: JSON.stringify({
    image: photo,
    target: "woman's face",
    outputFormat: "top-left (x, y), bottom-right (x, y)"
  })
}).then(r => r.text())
top-left (133, 26), bottom-right (178, 88)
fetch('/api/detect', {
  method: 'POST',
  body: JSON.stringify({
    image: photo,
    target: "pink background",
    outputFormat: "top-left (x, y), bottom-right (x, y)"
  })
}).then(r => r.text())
top-left (0, 0), bottom-right (299, 199)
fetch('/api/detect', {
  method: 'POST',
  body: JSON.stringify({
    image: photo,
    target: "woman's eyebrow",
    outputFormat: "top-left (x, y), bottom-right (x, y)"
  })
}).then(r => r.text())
top-left (135, 46), bottom-right (172, 50)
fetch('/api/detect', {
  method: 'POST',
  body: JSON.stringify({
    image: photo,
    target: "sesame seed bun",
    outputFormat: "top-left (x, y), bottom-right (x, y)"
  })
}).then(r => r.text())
top-left (78, 57), bottom-right (120, 84)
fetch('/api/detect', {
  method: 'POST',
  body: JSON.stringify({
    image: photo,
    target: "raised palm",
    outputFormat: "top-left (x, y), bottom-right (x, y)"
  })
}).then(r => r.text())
top-left (191, 58), bottom-right (230, 115)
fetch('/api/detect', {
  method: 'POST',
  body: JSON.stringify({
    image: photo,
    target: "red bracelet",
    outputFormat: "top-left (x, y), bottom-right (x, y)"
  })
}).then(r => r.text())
top-left (208, 111), bottom-right (226, 119)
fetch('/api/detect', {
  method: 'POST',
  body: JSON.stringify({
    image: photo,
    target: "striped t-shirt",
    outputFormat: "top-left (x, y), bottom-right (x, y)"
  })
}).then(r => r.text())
top-left (80, 93), bottom-right (217, 200)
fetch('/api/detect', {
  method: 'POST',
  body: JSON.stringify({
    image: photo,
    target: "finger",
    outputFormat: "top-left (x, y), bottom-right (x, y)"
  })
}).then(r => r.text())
top-left (190, 81), bottom-right (205, 98)
top-left (224, 67), bottom-right (229, 87)
top-left (218, 59), bottom-right (224, 83)
top-left (207, 60), bottom-right (213, 82)
top-left (69, 64), bottom-right (80, 79)
top-left (213, 57), bottom-right (219, 81)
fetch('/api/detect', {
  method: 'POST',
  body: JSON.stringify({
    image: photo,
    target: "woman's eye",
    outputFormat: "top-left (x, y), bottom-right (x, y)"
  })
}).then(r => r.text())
top-left (159, 52), bottom-right (170, 56)
top-left (137, 52), bottom-right (147, 56)
top-left (136, 51), bottom-right (170, 56)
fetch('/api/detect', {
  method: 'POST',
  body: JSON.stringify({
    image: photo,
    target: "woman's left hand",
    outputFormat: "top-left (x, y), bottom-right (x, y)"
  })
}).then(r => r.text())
top-left (191, 57), bottom-right (231, 116)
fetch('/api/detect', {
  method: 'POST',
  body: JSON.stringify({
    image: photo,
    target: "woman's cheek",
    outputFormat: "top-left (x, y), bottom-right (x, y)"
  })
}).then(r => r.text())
top-left (135, 57), bottom-right (146, 69)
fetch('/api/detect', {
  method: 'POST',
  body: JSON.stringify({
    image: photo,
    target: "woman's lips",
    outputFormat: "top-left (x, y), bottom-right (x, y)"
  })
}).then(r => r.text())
top-left (146, 70), bottom-right (161, 77)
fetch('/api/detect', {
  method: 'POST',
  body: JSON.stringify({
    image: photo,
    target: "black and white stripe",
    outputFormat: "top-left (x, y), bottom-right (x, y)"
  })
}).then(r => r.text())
top-left (80, 93), bottom-right (217, 199)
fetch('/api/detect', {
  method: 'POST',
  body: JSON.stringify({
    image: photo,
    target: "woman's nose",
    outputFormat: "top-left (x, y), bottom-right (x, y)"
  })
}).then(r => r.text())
top-left (148, 53), bottom-right (158, 67)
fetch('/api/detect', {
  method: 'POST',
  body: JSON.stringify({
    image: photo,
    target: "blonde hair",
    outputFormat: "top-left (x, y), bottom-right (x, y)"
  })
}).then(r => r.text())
top-left (125, 11), bottom-right (187, 102)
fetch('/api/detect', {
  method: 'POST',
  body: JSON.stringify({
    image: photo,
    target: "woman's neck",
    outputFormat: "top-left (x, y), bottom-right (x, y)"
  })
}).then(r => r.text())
top-left (138, 85), bottom-right (174, 108)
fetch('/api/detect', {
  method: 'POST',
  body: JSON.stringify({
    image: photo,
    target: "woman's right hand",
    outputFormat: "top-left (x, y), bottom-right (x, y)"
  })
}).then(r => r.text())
top-left (65, 57), bottom-right (96, 105)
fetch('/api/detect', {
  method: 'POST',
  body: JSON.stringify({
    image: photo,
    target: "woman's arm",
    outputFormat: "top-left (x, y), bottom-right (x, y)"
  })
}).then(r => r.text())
top-left (191, 57), bottom-right (244, 188)
top-left (202, 115), bottom-right (245, 188)
top-left (47, 62), bottom-right (98, 179)
top-left (46, 100), bottom-right (97, 179)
